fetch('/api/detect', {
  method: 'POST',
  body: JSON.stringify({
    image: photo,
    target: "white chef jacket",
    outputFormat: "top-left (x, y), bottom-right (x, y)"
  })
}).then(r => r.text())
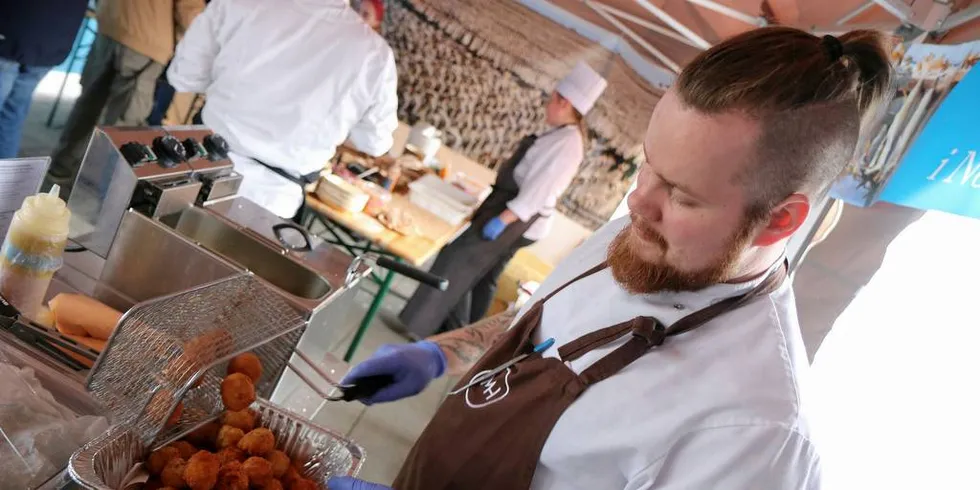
top-left (512, 217), bottom-right (821, 489)
top-left (508, 125), bottom-right (583, 240)
top-left (167, 0), bottom-right (399, 218)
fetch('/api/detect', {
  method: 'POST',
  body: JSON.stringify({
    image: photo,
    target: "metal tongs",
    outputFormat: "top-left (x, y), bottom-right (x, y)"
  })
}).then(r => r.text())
top-left (284, 250), bottom-right (448, 403)
top-left (286, 349), bottom-right (393, 402)
top-left (269, 221), bottom-right (450, 292)
top-left (344, 253), bottom-right (449, 291)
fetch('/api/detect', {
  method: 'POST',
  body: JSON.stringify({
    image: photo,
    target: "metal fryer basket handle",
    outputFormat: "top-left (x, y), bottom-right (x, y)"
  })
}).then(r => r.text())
top-left (286, 349), bottom-right (349, 402)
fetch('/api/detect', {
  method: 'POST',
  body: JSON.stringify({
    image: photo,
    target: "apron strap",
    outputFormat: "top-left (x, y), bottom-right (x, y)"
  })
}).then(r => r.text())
top-left (557, 317), bottom-right (661, 362)
top-left (572, 261), bottom-right (789, 386)
top-left (541, 261), bottom-right (607, 303)
top-left (572, 318), bottom-right (665, 385)
top-left (514, 261), bottom-right (609, 349)
top-left (251, 158), bottom-right (320, 186)
top-left (668, 262), bottom-right (788, 336)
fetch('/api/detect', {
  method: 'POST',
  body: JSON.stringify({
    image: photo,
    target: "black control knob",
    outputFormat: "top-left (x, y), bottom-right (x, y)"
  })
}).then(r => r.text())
top-left (119, 142), bottom-right (156, 166)
top-left (152, 135), bottom-right (188, 168)
top-left (182, 138), bottom-right (207, 160)
top-left (203, 133), bottom-right (230, 160)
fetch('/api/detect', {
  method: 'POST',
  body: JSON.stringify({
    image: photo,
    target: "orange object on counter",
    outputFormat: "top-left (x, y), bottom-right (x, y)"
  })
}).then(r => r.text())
top-left (49, 293), bottom-right (123, 340)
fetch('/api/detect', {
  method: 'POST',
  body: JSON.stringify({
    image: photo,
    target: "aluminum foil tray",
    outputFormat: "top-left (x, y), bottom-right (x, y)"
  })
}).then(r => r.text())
top-left (69, 398), bottom-right (365, 489)
top-left (85, 274), bottom-right (307, 445)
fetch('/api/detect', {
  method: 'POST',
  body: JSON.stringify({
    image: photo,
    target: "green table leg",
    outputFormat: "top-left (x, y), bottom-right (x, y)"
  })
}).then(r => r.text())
top-left (344, 265), bottom-right (397, 362)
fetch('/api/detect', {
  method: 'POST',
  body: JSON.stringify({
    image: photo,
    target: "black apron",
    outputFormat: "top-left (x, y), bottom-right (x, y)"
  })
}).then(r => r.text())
top-left (249, 158), bottom-right (321, 223)
top-left (400, 131), bottom-right (555, 338)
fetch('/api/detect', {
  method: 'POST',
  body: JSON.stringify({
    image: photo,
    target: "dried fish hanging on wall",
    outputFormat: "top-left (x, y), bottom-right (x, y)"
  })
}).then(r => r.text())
top-left (384, 0), bottom-right (661, 229)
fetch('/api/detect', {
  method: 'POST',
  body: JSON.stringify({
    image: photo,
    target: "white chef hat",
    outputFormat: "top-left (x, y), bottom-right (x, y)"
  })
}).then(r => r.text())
top-left (556, 61), bottom-right (608, 115)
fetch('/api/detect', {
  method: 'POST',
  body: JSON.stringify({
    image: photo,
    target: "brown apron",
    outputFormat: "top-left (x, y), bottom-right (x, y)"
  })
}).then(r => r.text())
top-left (393, 261), bottom-right (788, 489)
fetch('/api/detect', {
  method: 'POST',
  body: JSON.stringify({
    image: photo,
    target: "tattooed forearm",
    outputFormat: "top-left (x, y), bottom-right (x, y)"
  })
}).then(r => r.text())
top-left (427, 310), bottom-right (516, 376)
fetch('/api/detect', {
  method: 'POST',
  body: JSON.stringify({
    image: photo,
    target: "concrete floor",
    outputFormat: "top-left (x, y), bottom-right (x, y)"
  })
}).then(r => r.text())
top-left (13, 73), bottom-right (929, 485)
top-left (294, 286), bottom-right (452, 485)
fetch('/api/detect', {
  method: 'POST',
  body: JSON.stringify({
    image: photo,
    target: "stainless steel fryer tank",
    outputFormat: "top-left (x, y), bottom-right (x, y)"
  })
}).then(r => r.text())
top-left (158, 206), bottom-right (332, 302)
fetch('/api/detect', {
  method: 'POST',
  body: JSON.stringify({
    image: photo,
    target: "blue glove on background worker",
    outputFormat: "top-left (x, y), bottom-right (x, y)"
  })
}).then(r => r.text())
top-left (327, 476), bottom-right (392, 490)
top-left (340, 341), bottom-right (447, 405)
top-left (481, 216), bottom-right (507, 240)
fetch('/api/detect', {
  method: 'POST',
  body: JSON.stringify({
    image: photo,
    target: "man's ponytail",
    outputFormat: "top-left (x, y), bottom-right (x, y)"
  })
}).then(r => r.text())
top-left (836, 30), bottom-right (894, 118)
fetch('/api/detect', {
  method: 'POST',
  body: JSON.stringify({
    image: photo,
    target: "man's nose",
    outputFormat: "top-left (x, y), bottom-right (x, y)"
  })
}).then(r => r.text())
top-left (627, 187), bottom-right (663, 223)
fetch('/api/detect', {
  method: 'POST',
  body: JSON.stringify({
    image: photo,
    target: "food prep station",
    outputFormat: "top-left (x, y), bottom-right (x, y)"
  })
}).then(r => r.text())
top-left (0, 125), bottom-right (445, 489)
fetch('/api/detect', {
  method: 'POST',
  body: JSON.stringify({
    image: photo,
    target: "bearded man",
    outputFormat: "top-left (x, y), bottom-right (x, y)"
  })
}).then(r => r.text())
top-left (330, 26), bottom-right (893, 490)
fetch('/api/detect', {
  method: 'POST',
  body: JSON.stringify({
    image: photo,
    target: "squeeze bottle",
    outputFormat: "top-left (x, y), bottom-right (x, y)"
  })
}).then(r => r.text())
top-left (0, 185), bottom-right (71, 320)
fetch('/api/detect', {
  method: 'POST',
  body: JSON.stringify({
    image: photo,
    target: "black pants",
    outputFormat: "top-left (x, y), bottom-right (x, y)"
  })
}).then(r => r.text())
top-left (442, 236), bottom-right (535, 333)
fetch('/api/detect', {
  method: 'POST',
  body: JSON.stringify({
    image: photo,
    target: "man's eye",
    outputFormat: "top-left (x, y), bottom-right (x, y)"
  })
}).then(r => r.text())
top-left (671, 194), bottom-right (696, 207)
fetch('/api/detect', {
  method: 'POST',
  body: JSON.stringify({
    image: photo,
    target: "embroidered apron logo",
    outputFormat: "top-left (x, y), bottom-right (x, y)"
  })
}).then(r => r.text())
top-left (465, 367), bottom-right (512, 408)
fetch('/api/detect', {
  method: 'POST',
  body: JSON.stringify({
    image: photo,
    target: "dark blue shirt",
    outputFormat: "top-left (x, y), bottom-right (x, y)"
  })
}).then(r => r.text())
top-left (0, 0), bottom-right (90, 67)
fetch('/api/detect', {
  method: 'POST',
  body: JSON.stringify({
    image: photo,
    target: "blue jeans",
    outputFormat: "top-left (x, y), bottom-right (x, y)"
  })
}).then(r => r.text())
top-left (147, 66), bottom-right (175, 125)
top-left (0, 58), bottom-right (50, 158)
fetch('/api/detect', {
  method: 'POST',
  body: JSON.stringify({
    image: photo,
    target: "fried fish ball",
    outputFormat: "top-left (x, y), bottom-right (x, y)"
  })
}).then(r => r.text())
top-left (221, 409), bottom-right (256, 432)
top-left (216, 425), bottom-right (245, 450)
top-left (147, 445), bottom-right (181, 476)
top-left (215, 461), bottom-right (249, 490)
top-left (184, 450), bottom-right (221, 490)
top-left (227, 352), bottom-right (262, 383)
top-left (237, 427), bottom-right (275, 456)
top-left (169, 329), bottom-right (233, 388)
top-left (145, 482), bottom-right (181, 490)
top-left (266, 450), bottom-right (290, 479)
top-left (281, 465), bottom-right (301, 488)
top-left (186, 422), bottom-right (221, 449)
top-left (257, 480), bottom-right (283, 490)
top-left (184, 329), bottom-right (234, 363)
top-left (170, 440), bottom-right (197, 460)
top-left (288, 478), bottom-right (318, 490)
top-left (221, 373), bottom-right (256, 411)
top-left (216, 446), bottom-right (246, 465)
top-left (242, 457), bottom-right (273, 486)
top-left (160, 457), bottom-right (188, 488)
top-left (147, 390), bottom-right (182, 428)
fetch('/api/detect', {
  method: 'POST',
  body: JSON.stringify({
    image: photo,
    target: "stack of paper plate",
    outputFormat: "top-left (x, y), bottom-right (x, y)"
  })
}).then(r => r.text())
top-left (316, 174), bottom-right (369, 213)
top-left (408, 174), bottom-right (478, 226)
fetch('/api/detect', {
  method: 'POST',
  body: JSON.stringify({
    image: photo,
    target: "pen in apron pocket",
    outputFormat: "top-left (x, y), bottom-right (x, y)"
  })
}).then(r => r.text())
top-left (449, 337), bottom-right (555, 395)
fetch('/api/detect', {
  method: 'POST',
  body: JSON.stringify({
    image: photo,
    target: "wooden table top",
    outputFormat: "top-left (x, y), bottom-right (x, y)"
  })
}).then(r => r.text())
top-left (304, 192), bottom-right (468, 267)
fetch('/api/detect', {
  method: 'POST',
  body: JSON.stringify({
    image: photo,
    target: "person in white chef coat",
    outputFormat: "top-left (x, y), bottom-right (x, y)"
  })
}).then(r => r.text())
top-left (167, 0), bottom-right (398, 219)
top-left (329, 27), bottom-right (894, 490)
top-left (397, 61), bottom-right (607, 339)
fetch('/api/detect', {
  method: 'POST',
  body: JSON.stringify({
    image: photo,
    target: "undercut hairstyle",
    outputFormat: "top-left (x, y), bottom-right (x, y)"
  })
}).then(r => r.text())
top-left (675, 27), bottom-right (894, 218)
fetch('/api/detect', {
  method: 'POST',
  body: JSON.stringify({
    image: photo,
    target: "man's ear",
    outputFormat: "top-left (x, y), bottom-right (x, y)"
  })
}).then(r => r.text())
top-left (557, 95), bottom-right (573, 111)
top-left (753, 194), bottom-right (810, 247)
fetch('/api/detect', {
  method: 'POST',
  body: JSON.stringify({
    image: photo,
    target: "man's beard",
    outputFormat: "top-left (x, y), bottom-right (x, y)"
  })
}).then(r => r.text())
top-left (607, 216), bottom-right (757, 294)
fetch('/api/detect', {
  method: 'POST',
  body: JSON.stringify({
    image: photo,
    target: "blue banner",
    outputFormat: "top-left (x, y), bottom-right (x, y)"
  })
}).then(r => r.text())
top-left (878, 67), bottom-right (980, 217)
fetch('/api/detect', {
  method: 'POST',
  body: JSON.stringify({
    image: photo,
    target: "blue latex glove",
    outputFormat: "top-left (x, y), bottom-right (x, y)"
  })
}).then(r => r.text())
top-left (482, 216), bottom-right (507, 240)
top-left (327, 477), bottom-right (392, 490)
top-left (341, 341), bottom-right (447, 405)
